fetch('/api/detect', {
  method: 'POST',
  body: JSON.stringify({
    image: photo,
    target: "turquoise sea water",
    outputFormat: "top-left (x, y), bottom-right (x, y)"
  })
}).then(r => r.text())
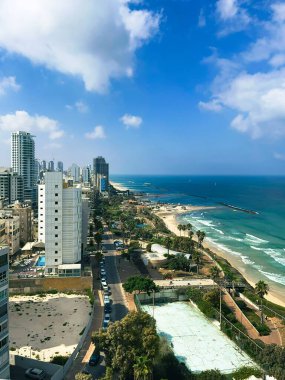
top-left (111, 175), bottom-right (285, 296)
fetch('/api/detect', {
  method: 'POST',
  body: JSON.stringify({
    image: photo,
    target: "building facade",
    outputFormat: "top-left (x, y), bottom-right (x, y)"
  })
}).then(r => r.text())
top-left (0, 167), bottom-right (23, 205)
top-left (11, 131), bottom-right (36, 205)
top-left (38, 172), bottom-right (82, 274)
top-left (0, 214), bottom-right (20, 256)
top-left (0, 246), bottom-right (9, 379)
top-left (93, 156), bottom-right (109, 189)
top-left (71, 163), bottom-right (80, 183)
top-left (4, 203), bottom-right (33, 246)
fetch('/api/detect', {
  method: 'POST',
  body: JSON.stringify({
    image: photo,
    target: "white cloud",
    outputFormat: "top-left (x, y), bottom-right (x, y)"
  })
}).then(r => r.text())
top-left (0, 0), bottom-right (160, 93)
top-left (66, 101), bottom-right (89, 113)
top-left (274, 152), bottom-right (285, 160)
top-left (198, 100), bottom-right (222, 112)
top-left (85, 125), bottom-right (106, 140)
top-left (120, 113), bottom-right (142, 128)
top-left (216, 0), bottom-right (238, 20)
top-left (0, 110), bottom-right (64, 140)
top-left (200, 5), bottom-right (285, 139)
top-left (198, 9), bottom-right (206, 28)
top-left (0, 76), bottom-right (20, 95)
top-left (75, 101), bottom-right (88, 113)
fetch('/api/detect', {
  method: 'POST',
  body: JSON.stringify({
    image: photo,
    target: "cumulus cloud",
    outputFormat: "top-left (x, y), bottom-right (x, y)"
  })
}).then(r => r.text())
top-left (66, 101), bottom-right (89, 113)
top-left (216, 0), bottom-right (238, 20)
top-left (0, 0), bottom-right (160, 93)
top-left (85, 125), bottom-right (106, 139)
top-left (216, 0), bottom-right (250, 35)
top-left (200, 4), bottom-right (285, 139)
top-left (0, 76), bottom-right (20, 95)
top-left (120, 113), bottom-right (142, 128)
top-left (0, 110), bottom-right (64, 140)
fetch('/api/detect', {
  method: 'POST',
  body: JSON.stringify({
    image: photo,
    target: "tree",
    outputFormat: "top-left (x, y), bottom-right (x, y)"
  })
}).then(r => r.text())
top-left (209, 266), bottom-right (221, 281)
top-left (192, 251), bottom-right (201, 274)
top-left (181, 224), bottom-right (187, 237)
top-left (75, 373), bottom-right (93, 380)
top-left (94, 232), bottom-right (102, 250)
top-left (123, 276), bottom-right (158, 295)
top-left (164, 237), bottom-right (172, 259)
top-left (133, 356), bottom-right (152, 380)
top-left (177, 224), bottom-right (183, 236)
top-left (196, 230), bottom-right (206, 248)
top-left (92, 311), bottom-right (159, 380)
top-left (255, 280), bottom-right (269, 298)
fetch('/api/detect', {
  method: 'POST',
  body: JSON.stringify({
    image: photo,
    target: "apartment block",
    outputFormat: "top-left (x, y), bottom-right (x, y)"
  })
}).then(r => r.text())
top-left (0, 246), bottom-right (10, 379)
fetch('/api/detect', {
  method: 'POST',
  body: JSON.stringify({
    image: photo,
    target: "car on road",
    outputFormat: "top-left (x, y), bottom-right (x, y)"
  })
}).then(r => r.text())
top-left (89, 351), bottom-right (100, 366)
top-left (102, 283), bottom-right (109, 292)
top-left (25, 368), bottom-right (46, 379)
top-left (104, 295), bottom-right (110, 304)
top-left (104, 304), bottom-right (111, 313)
top-left (100, 269), bottom-right (106, 277)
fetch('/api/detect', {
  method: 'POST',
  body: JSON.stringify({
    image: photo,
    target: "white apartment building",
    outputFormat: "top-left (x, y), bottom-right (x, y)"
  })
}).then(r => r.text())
top-left (38, 172), bottom-right (82, 275)
top-left (0, 246), bottom-right (10, 379)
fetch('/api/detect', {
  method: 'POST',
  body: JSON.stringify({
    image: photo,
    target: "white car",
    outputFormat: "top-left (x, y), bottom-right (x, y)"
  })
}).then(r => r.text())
top-left (104, 295), bottom-right (110, 304)
top-left (25, 368), bottom-right (46, 379)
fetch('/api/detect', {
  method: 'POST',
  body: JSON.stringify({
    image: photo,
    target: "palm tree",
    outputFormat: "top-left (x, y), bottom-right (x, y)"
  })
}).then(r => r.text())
top-left (133, 356), bottom-right (151, 380)
top-left (182, 224), bottom-right (187, 237)
top-left (94, 232), bottom-right (102, 251)
top-left (177, 224), bottom-right (183, 236)
top-left (164, 237), bottom-right (172, 259)
top-left (192, 251), bottom-right (201, 274)
top-left (209, 266), bottom-right (221, 281)
top-left (186, 223), bottom-right (192, 232)
top-left (196, 230), bottom-right (206, 248)
top-left (255, 280), bottom-right (269, 298)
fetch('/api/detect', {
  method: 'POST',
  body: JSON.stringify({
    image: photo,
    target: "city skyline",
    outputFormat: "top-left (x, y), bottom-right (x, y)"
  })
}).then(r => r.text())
top-left (0, 1), bottom-right (285, 175)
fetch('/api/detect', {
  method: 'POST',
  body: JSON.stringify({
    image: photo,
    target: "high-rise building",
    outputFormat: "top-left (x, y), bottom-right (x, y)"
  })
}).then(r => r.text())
top-left (57, 161), bottom-right (63, 172)
top-left (41, 160), bottom-right (47, 171)
top-left (11, 131), bottom-right (36, 204)
top-left (0, 167), bottom-right (23, 205)
top-left (82, 166), bottom-right (90, 183)
top-left (48, 160), bottom-right (55, 172)
top-left (35, 159), bottom-right (41, 182)
top-left (38, 172), bottom-right (82, 275)
top-left (0, 246), bottom-right (9, 379)
top-left (93, 156), bottom-right (109, 189)
top-left (71, 163), bottom-right (80, 182)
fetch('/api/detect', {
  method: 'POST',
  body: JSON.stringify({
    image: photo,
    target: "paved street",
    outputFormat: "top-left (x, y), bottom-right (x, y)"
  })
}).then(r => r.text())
top-left (65, 229), bottom-right (128, 379)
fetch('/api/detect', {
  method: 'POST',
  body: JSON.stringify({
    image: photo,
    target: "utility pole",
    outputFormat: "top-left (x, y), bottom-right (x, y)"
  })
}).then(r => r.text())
top-left (219, 284), bottom-right (222, 330)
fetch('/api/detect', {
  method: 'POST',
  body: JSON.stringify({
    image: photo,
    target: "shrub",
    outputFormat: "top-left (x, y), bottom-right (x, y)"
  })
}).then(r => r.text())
top-left (50, 355), bottom-right (69, 365)
top-left (232, 366), bottom-right (263, 380)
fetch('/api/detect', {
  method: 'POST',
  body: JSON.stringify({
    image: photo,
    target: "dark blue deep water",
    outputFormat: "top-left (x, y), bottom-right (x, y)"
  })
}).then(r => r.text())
top-left (111, 175), bottom-right (285, 295)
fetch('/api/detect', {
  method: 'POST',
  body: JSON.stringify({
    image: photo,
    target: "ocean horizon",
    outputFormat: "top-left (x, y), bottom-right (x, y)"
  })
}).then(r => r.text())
top-left (111, 174), bottom-right (285, 301)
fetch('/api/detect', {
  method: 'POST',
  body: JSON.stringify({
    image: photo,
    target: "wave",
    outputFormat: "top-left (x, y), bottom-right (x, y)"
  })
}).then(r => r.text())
top-left (211, 228), bottom-right (224, 235)
top-left (196, 219), bottom-right (216, 227)
top-left (207, 239), bottom-right (240, 256)
top-left (250, 246), bottom-right (263, 251)
top-left (241, 255), bottom-right (255, 265)
top-left (226, 236), bottom-right (244, 242)
top-left (264, 248), bottom-right (285, 267)
top-left (245, 234), bottom-right (269, 245)
top-left (260, 270), bottom-right (285, 286)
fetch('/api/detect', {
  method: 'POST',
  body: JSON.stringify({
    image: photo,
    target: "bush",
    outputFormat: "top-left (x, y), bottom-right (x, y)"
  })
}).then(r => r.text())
top-left (50, 355), bottom-right (69, 365)
top-left (232, 366), bottom-right (263, 380)
top-left (196, 369), bottom-right (226, 379)
top-left (85, 288), bottom-right (94, 306)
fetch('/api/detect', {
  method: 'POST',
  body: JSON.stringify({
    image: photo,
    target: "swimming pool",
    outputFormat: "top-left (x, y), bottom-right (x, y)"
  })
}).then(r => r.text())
top-left (35, 256), bottom-right (46, 267)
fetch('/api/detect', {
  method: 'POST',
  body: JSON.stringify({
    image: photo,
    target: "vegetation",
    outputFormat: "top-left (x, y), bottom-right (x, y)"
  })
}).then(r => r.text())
top-left (162, 254), bottom-right (192, 272)
top-left (231, 366), bottom-right (263, 380)
top-left (92, 311), bottom-right (159, 380)
top-left (123, 275), bottom-right (158, 295)
top-left (75, 373), bottom-right (93, 380)
top-left (255, 280), bottom-right (269, 298)
top-left (50, 355), bottom-right (69, 365)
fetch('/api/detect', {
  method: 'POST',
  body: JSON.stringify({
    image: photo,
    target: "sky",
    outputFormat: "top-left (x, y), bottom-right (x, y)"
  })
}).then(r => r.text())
top-left (0, 0), bottom-right (285, 175)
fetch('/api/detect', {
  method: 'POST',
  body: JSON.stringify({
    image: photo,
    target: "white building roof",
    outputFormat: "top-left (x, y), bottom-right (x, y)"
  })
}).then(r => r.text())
top-left (58, 264), bottom-right (81, 270)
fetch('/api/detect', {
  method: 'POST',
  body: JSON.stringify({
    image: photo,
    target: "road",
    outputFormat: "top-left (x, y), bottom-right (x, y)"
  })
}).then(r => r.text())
top-left (65, 229), bottom-right (128, 380)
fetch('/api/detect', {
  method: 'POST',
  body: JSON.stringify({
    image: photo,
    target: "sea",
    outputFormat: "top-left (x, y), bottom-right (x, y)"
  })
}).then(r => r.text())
top-left (111, 175), bottom-right (285, 300)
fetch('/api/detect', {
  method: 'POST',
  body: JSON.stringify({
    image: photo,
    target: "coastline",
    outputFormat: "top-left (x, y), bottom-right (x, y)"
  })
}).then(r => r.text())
top-left (154, 206), bottom-right (285, 308)
top-left (110, 180), bottom-right (285, 308)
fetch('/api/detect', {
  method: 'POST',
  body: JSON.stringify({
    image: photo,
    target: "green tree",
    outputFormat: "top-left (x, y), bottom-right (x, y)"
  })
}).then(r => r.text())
top-left (255, 280), bottom-right (269, 298)
top-left (134, 356), bottom-right (152, 380)
top-left (209, 266), bottom-right (221, 281)
top-left (94, 232), bottom-right (102, 250)
top-left (123, 276), bottom-right (158, 295)
top-left (92, 312), bottom-right (159, 380)
top-left (192, 251), bottom-right (201, 274)
top-left (177, 224), bottom-right (183, 236)
top-left (75, 373), bottom-right (93, 380)
top-left (164, 237), bottom-right (172, 259)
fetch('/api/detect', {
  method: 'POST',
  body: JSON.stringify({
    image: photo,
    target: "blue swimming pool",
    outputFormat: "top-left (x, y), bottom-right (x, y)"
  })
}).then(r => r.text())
top-left (35, 256), bottom-right (46, 267)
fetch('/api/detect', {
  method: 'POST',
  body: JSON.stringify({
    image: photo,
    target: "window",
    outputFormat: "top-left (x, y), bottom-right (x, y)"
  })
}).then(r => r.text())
top-left (55, 226), bottom-right (58, 230)
top-left (55, 259), bottom-right (58, 263)
top-left (0, 255), bottom-right (7, 267)
top-left (55, 234), bottom-right (58, 237)
top-left (0, 336), bottom-right (8, 349)
top-left (0, 303), bottom-right (7, 318)
top-left (55, 185), bottom-right (58, 188)
top-left (55, 210), bottom-right (58, 213)
top-left (55, 193), bottom-right (58, 196)
top-left (55, 201), bottom-right (58, 205)
top-left (0, 272), bottom-right (6, 283)
top-left (55, 251), bottom-right (58, 254)
top-left (55, 218), bottom-right (58, 221)
top-left (55, 242), bottom-right (58, 246)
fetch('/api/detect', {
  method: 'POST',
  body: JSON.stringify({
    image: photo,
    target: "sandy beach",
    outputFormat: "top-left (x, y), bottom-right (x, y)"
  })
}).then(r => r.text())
top-left (110, 181), bottom-right (130, 192)
top-left (154, 205), bottom-right (285, 308)
top-left (9, 293), bottom-right (92, 361)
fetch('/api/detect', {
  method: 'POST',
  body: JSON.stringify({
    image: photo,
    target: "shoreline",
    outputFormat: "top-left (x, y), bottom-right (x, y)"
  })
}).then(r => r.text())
top-left (110, 180), bottom-right (285, 308)
top-left (154, 206), bottom-right (285, 308)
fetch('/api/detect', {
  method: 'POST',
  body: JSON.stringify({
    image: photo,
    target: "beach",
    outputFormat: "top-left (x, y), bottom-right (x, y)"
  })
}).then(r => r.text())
top-left (154, 205), bottom-right (285, 307)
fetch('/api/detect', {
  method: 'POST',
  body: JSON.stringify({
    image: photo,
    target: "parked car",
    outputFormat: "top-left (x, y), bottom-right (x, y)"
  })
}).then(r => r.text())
top-left (104, 304), bottom-right (112, 313)
top-left (104, 295), bottom-right (110, 304)
top-left (89, 351), bottom-right (100, 366)
top-left (102, 283), bottom-right (109, 292)
top-left (100, 270), bottom-right (106, 276)
top-left (25, 368), bottom-right (46, 379)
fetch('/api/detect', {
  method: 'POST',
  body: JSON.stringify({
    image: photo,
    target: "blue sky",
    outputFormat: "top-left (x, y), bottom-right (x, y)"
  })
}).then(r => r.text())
top-left (0, 0), bottom-right (285, 174)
